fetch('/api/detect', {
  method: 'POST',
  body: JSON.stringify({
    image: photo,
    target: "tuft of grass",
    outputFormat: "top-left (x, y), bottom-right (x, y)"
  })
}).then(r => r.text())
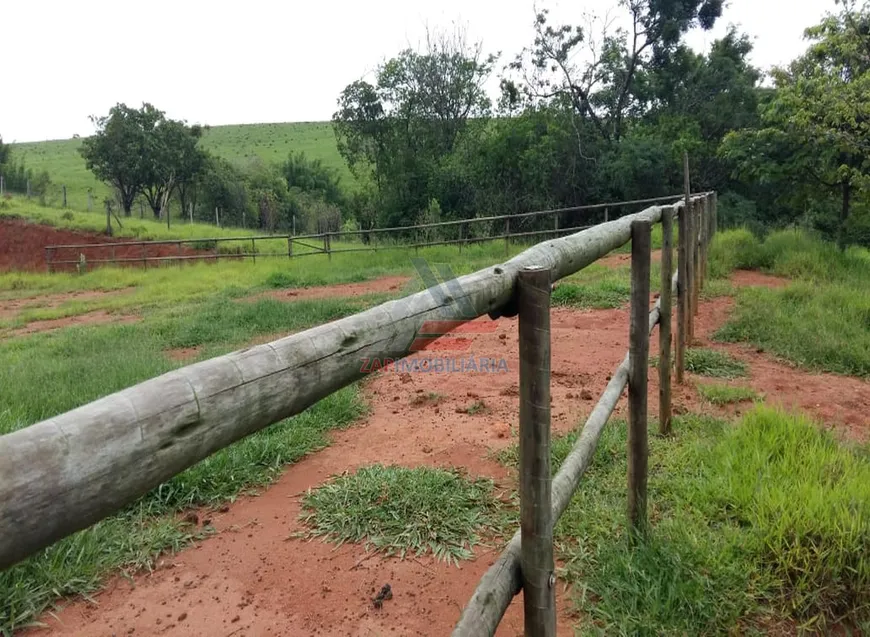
top-left (299, 464), bottom-right (506, 564)
top-left (697, 382), bottom-right (761, 405)
top-left (700, 407), bottom-right (870, 627)
top-left (410, 392), bottom-right (444, 407)
top-left (497, 407), bottom-right (870, 633)
top-left (686, 348), bottom-right (748, 379)
top-left (464, 400), bottom-right (489, 415)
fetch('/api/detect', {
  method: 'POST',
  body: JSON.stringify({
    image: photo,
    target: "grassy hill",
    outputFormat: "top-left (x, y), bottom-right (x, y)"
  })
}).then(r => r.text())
top-left (9, 121), bottom-right (354, 211)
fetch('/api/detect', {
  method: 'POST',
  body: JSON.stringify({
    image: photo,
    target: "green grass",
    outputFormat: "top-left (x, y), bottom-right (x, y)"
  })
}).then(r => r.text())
top-left (299, 464), bottom-right (507, 565)
top-left (0, 294), bottom-right (379, 635)
top-left (685, 348), bottom-right (748, 379)
top-left (554, 262), bottom-right (662, 310)
top-left (499, 407), bottom-right (870, 633)
top-left (710, 229), bottom-right (870, 378)
top-left (9, 121), bottom-right (354, 212)
top-left (697, 382), bottom-right (761, 405)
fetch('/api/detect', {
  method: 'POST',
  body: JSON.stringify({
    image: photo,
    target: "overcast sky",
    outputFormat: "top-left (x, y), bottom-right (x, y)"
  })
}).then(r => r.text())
top-left (1, 0), bottom-right (833, 143)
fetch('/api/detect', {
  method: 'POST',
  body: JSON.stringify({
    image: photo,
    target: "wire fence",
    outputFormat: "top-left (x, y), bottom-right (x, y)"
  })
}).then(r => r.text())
top-left (44, 193), bottom-right (690, 272)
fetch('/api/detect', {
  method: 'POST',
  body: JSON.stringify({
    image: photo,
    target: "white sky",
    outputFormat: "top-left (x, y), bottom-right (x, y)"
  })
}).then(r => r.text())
top-left (1, 0), bottom-right (833, 143)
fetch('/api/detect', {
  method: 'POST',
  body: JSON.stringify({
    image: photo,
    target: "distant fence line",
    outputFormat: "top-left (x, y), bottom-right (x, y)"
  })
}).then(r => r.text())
top-left (43, 193), bottom-right (690, 272)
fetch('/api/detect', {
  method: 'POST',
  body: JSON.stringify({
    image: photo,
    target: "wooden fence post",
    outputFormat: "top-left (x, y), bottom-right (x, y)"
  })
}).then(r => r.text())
top-left (288, 236), bottom-right (293, 259)
top-left (505, 217), bottom-right (510, 256)
top-left (189, 203), bottom-right (193, 224)
top-left (518, 265), bottom-right (555, 637)
top-left (554, 214), bottom-right (559, 240)
top-left (694, 200), bottom-right (700, 320)
top-left (659, 208), bottom-right (673, 436)
top-left (686, 200), bottom-right (695, 342)
top-left (628, 220), bottom-right (651, 536)
top-left (0, 175), bottom-right (4, 197)
top-left (677, 160), bottom-right (689, 382)
top-left (215, 207), bottom-right (220, 227)
top-left (459, 223), bottom-right (464, 254)
top-left (62, 185), bottom-right (67, 208)
top-left (26, 179), bottom-right (31, 199)
top-left (251, 238), bottom-right (256, 264)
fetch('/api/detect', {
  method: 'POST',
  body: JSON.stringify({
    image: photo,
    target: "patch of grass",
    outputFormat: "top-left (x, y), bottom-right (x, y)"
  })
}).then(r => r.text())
top-left (707, 228), bottom-right (870, 378)
top-left (497, 407), bottom-right (870, 633)
top-left (697, 382), bottom-right (761, 405)
top-left (554, 262), bottom-right (662, 310)
top-left (463, 400), bottom-right (489, 415)
top-left (716, 282), bottom-right (870, 378)
top-left (686, 347), bottom-right (748, 379)
top-left (410, 392), bottom-right (444, 407)
top-left (299, 464), bottom-right (506, 564)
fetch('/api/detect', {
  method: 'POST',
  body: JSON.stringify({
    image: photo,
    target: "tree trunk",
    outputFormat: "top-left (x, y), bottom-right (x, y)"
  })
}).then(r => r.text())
top-left (838, 180), bottom-right (851, 251)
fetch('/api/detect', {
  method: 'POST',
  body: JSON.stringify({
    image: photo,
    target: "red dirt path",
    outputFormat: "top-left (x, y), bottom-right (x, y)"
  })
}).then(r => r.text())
top-left (26, 271), bottom-right (870, 636)
top-left (0, 218), bottom-right (199, 272)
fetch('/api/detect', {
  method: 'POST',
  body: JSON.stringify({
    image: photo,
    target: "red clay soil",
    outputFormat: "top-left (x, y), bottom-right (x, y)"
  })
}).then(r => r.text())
top-left (0, 218), bottom-right (199, 272)
top-left (4, 311), bottom-right (140, 339)
top-left (27, 272), bottom-right (870, 636)
top-left (251, 276), bottom-right (412, 303)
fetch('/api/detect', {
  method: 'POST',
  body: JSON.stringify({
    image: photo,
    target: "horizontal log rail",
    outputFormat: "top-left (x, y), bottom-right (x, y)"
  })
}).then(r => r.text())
top-left (43, 193), bottom-right (701, 272)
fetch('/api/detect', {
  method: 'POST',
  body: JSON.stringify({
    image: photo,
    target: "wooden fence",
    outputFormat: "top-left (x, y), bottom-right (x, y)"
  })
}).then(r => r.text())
top-left (1, 187), bottom-right (717, 636)
top-left (42, 194), bottom-right (685, 272)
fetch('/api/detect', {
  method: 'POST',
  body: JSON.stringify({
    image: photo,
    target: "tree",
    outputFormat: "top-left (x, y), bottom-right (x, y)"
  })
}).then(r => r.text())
top-left (721, 0), bottom-right (870, 246)
top-left (333, 28), bottom-right (495, 227)
top-left (509, 0), bottom-right (723, 144)
top-left (0, 135), bottom-right (10, 168)
top-left (80, 103), bottom-right (164, 215)
top-left (281, 152), bottom-right (344, 207)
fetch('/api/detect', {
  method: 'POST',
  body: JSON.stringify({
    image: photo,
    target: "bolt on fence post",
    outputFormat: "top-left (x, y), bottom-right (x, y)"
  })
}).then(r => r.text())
top-left (628, 219), bottom-right (651, 538)
top-left (518, 264), bottom-right (556, 637)
top-left (659, 207), bottom-right (674, 436)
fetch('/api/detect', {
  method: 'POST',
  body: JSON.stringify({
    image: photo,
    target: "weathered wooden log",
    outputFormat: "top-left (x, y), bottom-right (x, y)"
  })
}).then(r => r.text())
top-left (0, 203), bottom-right (678, 571)
top-left (452, 273), bottom-right (678, 637)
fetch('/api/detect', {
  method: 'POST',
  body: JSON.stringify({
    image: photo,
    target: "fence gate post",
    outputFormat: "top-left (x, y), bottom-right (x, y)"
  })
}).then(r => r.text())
top-left (659, 207), bottom-right (674, 435)
top-left (518, 265), bottom-right (556, 637)
top-left (628, 220), bottom-right (651, 537)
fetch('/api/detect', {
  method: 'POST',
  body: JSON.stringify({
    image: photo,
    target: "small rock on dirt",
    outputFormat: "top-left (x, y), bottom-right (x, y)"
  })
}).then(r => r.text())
top-left (580, 389), bottom-right (594, 401)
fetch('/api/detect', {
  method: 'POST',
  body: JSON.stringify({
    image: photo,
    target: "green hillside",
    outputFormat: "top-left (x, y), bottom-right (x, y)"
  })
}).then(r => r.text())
top-left (9, 122), bottom-right (354, 211)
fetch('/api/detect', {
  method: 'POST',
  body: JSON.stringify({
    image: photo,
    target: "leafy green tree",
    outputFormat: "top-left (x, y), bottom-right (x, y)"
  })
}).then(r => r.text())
top-left (721, 0), bottom-right (870, 246)
top-left (281, 152), bottom-right (343, 207)
top-left (80, 103), bottom-right (164, 215)
top-left (333, 29), bottom-right (494, 227)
